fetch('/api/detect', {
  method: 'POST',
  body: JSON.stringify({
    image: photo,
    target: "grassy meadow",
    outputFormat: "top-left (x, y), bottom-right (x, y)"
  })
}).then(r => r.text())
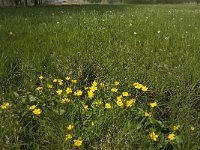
top-left (0, 4), bottom-right (200, 149)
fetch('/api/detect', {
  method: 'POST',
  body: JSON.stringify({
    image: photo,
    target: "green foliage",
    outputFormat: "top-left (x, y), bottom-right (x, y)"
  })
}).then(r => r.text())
top-left (0, 4), bottom-right (200, 149)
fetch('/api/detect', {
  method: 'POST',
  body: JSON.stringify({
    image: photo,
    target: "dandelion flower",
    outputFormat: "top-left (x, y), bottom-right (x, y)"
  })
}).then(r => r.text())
top-left (105, 103), bottom-right (111, 109)
top-left (71, 80), bottom-right (77, 84)
top-left (56, 89), bottom-right (62, 95)
top-left (133, 82), bottom-right (142, 89)
top-left (36, 86), bottom-right (43, 91)
top-left (150, 101), bottom-right (158, 108)
top-left (53, 79), bottom-right (58, 82)
top-left (144, 111), bottom-right (152, 117)
top-left (173, 125), bottom-right (180, 131)
top-left (47, 84), bottom-right (53, 89)
top-left (111, 88), bottom-right (118, 93)
top-left (39, 75), bottom-right (43, 80)
top-left (73, 139), bottom-right (82, 147)
top-left (65, 76), bottom-right (71, 80)
top-left (29, 105), bottom-right (36, 110)
top-left (168, 133), bottom-right (176, 141)
top-left (65, 87), bottom-right (72, 94)
top-left (88, 91), bottom-right (94, 99)
top-left (67, 124), bottom-right (74, 130)
top-left (126, 99), bottom-right (136, 107)
top-left (150, 131), bottom-right (159, 141)
top-left (60, 98), bottom-right (70, 103)
top-left (122, 92), bottom-right (129, 97)
top-left (1, 102), bottom-right (9, 109)
top-left (74, 90), bottom-right (83, 96)
top-left (114, 81), bottom-right (120, 86)
top-left (58, 79), bottom-right (63, 86)
top-left (33, 108), bottom-right (42, 115)
top-left (116, 99), bottom-right (123, 107)
top-left (141, 85), bottom-right (148, 92)
top-left (66, 134), bottom-right (72, 141)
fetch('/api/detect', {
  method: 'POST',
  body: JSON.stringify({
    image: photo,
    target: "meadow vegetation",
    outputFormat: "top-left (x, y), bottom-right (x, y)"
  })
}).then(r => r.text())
top-left (0, 4), bottom-right (200, 149)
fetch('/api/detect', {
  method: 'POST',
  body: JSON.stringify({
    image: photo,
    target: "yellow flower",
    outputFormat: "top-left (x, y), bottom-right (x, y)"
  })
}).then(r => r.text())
top-left (47, 84), bottom-right (53, 89)
top-left (83, 104), bottom-right (89, 111)
top-left (39, 75), bottom-right (43, 80)
top-left (67, 124), bottom-right (74, 130)
top-left (114, 81), bottom-right (120, 86)
top-left (65, 76), bottom-right (71, 80)
top-left (105, 103), bottom-right (111, 109)
top-left (95, 100), bottom-right (103, 106)
top-left (173, 125), bottom-right (180, 131)
top-left (56, 89), bottom-right (62, 95)
top-left (73, 139), bottom-right (82, 147)
top-left (100, 83), bottom-right (105, 87)
top-left (111, 88), bottom-right (118, 93)
top-left (126, 99), bottom-right (136, 107)
top-left (66, 134), bottom-right (72, 141)
top-left (117, 95), bottom-right (123, 101)
top-left (53, 79), bottom-right (58, 82)
top-left (29, 105), bottom-right (36, 110)
top-left (92, 121), bottom-right (95, 126)
top-left (122, 92), bottom-right (129, 97)
top-left (133, 82), bottom-right (142, 89)
top-left (190, 126), bottom-right (195, 131)
top-left (141, 85), bottom-right (148, 92)
top-left (71, 80), bottom-right (77, 83)
top-left (88, 91), bottom-right (94, 99)
top-left (92, 80), bottom-right (97, 87)
top-left (150, 101), bottom-right (158, 108)
top-left (89, 86), bottom-right (97, 92)
top-left (33, 108), bottom-right (42, 115)
top-left (36, 86), bottom-right (43, 91)
top-left (74, 90), bottom-right (83, 96)
top-left (58, 79), bottom-right (63, 86)
top-left (65, 87), bottom-right (72, 94)
top-left (144, 111), bottom-right (152, 117)
top-left (150, 131), bottom-right (159, 141)
top-left (60, 98), bottom-right (70, 103)
top-left (168, 133), bottom-right (176, 141)
top-left (1, 102), bottom-right (9, 109)
top-left (116, 99), bottom-right (123, 107)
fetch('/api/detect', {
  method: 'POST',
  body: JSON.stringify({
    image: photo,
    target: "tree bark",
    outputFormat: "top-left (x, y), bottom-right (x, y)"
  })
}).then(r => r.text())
top-left (1, 0), bottom-right (4, 6)
top-left (34, 0), bottom-right (38, 6)
top-left (24, 0), bottom-right (27, 6)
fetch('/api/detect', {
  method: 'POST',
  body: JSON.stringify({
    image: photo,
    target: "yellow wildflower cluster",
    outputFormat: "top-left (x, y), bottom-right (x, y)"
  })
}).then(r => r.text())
top-left (87, 81), bottom-right (98, 99)
top-left (65, 124), bottom-right (82, 147)
top-left (1, 102), bottom-right (9, 109)
top-left (133, 82), bottom-right (148, 92)
top-left (29, 105), bottom-right (42, 115)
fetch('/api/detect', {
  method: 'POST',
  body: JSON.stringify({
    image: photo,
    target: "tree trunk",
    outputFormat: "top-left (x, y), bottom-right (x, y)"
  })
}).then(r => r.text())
top-left (24, 0), bottom-right (27, 6)
top-left (1, 0), bottom-right (4, 6)
top-left (34, 0), bottom-right (38, 6)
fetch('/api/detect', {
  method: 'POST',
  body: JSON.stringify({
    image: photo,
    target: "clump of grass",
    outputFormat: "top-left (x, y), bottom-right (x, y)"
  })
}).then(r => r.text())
top-left (0, 73), bottom-right (199, 149)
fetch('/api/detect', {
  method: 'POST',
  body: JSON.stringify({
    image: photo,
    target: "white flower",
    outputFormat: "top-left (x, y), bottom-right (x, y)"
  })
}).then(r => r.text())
top-left (134, 32), bottom-right (137, 35)
top-left (157, 30), bottom-right (161, 34)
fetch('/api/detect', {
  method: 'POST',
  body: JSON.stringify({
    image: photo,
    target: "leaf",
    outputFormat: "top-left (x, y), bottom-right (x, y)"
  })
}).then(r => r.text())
top-left (13, 92), bottom-right (19, 98)
top-left (176, 135), bottom-right (183, 144)
top-left (53, 109), bottom-right (65, 115)
top-left (137, 118), bottom-right (146, 130)
top-left (28, 95), bottom-right (36, 102)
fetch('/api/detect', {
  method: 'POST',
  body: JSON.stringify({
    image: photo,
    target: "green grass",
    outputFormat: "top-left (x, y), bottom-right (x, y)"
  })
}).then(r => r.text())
top-left (0, 4), bottom-right (200, 149)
